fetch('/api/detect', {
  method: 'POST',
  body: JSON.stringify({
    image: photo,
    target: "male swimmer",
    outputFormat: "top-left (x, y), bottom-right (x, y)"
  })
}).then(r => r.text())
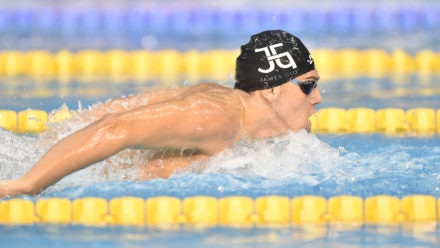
top-left (0, 30), bottom-right (321, 198)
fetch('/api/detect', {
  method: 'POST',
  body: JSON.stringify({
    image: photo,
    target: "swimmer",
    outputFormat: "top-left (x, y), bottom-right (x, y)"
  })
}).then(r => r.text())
top-left (0, 30), bottom-right (321, 198)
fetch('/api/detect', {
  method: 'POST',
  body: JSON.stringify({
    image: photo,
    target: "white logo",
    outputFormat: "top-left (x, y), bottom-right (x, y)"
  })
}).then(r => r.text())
top-left (307, 54), bottom-right (314, 64)
top-left (255, 43), bottom-right (297, 74)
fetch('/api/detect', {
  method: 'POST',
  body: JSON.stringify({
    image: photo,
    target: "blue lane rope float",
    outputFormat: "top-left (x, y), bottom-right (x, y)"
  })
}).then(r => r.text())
top-left (0, 107), bottom-right (439, 135)
top-left (0, 195), bottom-right (439, 227)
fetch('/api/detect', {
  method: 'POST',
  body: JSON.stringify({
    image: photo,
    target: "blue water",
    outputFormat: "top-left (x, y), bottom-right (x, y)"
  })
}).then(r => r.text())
top-left (1, 224), bottom-right (438, 248)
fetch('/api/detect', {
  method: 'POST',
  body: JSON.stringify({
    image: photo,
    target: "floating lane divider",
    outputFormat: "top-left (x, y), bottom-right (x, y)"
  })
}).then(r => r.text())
top-left (0, 49), bottom-right (439, 81)
top-left (1, 107), bottom-right (439, 136)
top-left (310, 107), bottom-right (440, 135)
top-left (0, 195), bottom-right (439, 227)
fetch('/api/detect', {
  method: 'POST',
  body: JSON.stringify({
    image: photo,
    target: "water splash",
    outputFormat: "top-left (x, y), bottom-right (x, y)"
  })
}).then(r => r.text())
top-left (184, 130), bottom-right (345, 184)
top-left (0, 129), bottom-right (41, 180)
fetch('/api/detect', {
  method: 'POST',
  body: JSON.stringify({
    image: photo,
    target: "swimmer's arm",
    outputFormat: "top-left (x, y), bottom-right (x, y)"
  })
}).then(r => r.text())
top-left (1, 116), bottom-right (132, 196)
top-left (0, 95), bottom-right (236, 197)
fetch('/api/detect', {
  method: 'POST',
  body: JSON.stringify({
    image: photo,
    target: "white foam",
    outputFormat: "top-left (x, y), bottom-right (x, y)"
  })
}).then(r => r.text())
top-left (0, 129), bottom-right (41, 180)
top-left (182, 130), bottom-right (345, 185)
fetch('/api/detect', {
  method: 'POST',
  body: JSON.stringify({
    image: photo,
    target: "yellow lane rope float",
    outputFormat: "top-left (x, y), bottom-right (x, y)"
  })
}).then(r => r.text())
top-left (0, 195), bottom-right (438, 227)
top-left (0, 49), bottom-right (439, 81)
top-left (1, 107), bottom-right (439, 135)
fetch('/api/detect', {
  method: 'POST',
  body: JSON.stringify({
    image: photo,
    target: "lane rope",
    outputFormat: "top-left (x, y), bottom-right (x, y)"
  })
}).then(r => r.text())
top-left (1, 107), bottom-right (439, 135)
top-left (0, 49), bottom-right (439, 80)
top-left (0, 195), bottom-right (438, 226)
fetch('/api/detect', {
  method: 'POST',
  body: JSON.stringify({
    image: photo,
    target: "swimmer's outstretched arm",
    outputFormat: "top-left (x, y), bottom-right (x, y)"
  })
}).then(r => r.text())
top-left (0, 92), bottom-right (237, 198)
top-left (0, 117), bottom-right (127, 197)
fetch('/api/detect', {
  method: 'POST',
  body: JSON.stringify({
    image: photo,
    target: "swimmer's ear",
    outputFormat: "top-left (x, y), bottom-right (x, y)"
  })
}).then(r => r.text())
top-left (260, 86), bottom-right (281, 103)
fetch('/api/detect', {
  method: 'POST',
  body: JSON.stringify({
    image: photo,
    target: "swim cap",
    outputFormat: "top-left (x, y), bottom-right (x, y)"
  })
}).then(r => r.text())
top-left (234, 30), bottom-right (315, 92)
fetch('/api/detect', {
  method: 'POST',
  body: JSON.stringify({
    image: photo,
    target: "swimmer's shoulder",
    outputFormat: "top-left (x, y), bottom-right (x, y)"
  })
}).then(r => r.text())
top-left (182, 82), bottom-right (228, 93)
top-left (183, 83), bottom-right (247, 99)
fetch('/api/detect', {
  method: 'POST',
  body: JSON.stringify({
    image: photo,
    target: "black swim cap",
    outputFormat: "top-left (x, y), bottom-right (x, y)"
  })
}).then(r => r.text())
top-left (234, 30), bottom-right (315, 92)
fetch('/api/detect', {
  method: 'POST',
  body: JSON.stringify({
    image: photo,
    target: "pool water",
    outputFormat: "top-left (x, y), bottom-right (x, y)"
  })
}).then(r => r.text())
top-left (1, 0), bottom-right (440, 247)
top-left (1, 224), bottom-right (438, 248)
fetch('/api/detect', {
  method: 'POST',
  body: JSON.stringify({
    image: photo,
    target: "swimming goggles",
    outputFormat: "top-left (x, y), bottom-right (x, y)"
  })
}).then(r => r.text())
top-left (290, 78), bottom-right (318, 95)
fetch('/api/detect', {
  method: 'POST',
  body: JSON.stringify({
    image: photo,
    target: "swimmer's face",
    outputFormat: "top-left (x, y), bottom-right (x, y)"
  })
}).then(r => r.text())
top-left (275, 69), bottom-right (322, 132)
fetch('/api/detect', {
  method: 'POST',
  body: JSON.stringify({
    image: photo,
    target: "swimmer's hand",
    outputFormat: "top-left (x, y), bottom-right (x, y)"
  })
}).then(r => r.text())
top-left (0, 180), bottom-right (32, 198)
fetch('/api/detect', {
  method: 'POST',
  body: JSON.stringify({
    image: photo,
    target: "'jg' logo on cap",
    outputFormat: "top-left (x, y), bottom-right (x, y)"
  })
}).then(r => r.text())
top-left (255, 43), bottom-right (297, 74)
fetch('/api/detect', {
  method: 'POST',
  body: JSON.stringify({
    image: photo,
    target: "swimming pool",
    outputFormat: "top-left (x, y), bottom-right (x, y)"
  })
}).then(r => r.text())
top-left (1, 0), bottom-right (440, 247)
